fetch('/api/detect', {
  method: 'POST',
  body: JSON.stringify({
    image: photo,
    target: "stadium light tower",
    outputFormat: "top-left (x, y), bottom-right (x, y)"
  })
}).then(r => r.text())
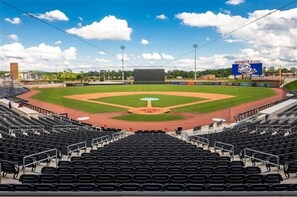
top-left (193, 44), bottom-right (198, 81)
top-left (120, 45), bottom-right (125, 83)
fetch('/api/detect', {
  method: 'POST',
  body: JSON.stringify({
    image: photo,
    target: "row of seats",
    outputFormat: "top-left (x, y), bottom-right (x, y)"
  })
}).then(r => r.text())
top-left (1, 183), bottom-right (297, 192)
top-left (41, 166), bottom-right (261, 175)
top-left (59, 159), bottom-right (244, 168)
top-left (19, 173), bottom-right (282, 184)
top-left (0, 86), bottom-right (28, 99)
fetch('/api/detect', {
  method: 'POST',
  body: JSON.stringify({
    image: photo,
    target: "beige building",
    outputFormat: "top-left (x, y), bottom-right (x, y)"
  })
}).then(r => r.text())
top-left (10, 63), bottom-right (19, 80)
top-left (200, 74), bottom-right (216, 80)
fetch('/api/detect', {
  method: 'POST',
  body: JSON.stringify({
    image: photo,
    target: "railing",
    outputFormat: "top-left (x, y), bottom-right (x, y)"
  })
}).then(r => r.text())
top-left (235, 100), bottom-right (283, 121)
top-left (67, 141), bottom-right (87, 160)
top-left (22, 102), bottom-right (56, 116)
top-left (9, 125), bottom-right (44, 135)
top-left (91, 135), bottom-right (110, 148)
top-left (23, 149), bottom-right (58, 174)
top-left (244, 148), bottom-right (279, 173)
top-left (190, 136), bottom-right (209, 149)
top-left (214, 141), bottom-right (234, 160)
top-left (112, 131), bottom-right (125, 141)
top-left (0, 112), bottom-right (12, 116)
top-left (52, 125), bottom-right (79, 131)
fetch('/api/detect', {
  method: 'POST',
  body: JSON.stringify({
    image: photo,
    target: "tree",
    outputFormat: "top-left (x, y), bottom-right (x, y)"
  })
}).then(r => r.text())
top-left (290, 67), bottom-right (296, 76)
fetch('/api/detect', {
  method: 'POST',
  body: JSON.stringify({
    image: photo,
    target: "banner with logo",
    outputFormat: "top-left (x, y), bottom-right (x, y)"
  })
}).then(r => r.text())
top-left (232, 61), bottom-right (262, 75)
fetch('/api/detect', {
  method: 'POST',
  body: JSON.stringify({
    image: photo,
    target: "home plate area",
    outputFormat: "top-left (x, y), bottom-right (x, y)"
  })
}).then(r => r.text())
top-left (128, 97), bottom-right (171, 114)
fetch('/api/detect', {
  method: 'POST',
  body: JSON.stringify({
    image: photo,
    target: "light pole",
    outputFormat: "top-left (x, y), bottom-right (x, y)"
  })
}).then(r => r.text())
top-left (120, 45), bottom-right (125, 83)
top-left (193, 44), bottom-right (198, 81)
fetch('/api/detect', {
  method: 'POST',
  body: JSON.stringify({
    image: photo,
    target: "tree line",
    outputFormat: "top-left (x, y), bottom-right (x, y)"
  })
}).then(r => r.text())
top-left (0, 66), bottom-right (296, 81)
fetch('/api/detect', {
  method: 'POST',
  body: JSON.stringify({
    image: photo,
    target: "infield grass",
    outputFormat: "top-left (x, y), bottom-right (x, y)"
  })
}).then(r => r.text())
top-left (32, 85), bottom-right (277, 116)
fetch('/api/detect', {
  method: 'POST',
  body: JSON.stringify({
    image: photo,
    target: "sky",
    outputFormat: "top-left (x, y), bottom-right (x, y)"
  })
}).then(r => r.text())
top-left (0, 0), bottom-right (296, 72)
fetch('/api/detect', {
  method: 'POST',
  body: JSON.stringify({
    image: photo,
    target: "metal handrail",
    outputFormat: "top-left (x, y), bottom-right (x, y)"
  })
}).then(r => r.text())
top-left (9, 125), bottom-right (44, 130)
top-left (191, 136), bottom-right (209, 149)
top-left (214, 141), bottom-right (234, 160)
top-left (112, 131), bottom-right (125, 141)
top-left (91, 135), bottom-right (110, 147)
top-left (52, 125), bottom-right (79, 130)
top-left (9, 125), bottom-right (44, 135)
top-left (0, 112), bottom-right (12, 116)
top-left (244, 148), bottom-right (279, 173)
top-left (23, 149), bottom-right (58, 174)
top-left (67, 141), bottom-right (87, 160)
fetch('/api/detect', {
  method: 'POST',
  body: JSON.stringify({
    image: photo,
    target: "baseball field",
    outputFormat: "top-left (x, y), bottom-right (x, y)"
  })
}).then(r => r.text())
top-left (29, 84), bottom-right (277, 122)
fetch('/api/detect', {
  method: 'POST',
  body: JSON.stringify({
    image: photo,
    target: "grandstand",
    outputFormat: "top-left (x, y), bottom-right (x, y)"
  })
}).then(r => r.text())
top-left (0, 86), bottom-right (296, 196)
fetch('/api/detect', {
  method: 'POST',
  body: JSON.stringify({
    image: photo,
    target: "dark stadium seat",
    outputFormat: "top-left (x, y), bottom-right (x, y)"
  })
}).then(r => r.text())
top-left (0, 184), bottom-right (12, 191)
top-left (1, 160), bottom-right (19, 179)
top-left (12, 184), bottom-right (33, 191)
top-left (75, 184), bottom-right (97, 191)
top-left (164, 184), bottom-right (185, 191)
top-left (263, 174), bottom-right (283, 184)
top-left (40, 174), bottom-right (58, 184)
top-left (54, 184), bottom-right (75, 191)
top-left (119, 183), bottom-right (141, 191)
top-left (141, 183), bottom-right (163, 191)
top-left (207, 184), bottom-right (227, 191)
top-left (19, 174), bottom-right (39, 184)
top-left (270, 184), bottom-right (291, 191)
top-left (188, 174), bottom-right (207, 184)
top-left (249, 184), bottom-right (270, 191)
top-left (185, 184), bottom-right (206, 191)
top-left (97, 184), bottom-right (118, 191)
top-left (33, 184), bottom-right (54, 191)
top-left (228, 184), bottom-right (249, 191)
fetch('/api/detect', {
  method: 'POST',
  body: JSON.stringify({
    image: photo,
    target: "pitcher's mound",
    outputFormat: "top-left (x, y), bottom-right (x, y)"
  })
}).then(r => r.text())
top-left (128, 107), bottom-right (171, 115)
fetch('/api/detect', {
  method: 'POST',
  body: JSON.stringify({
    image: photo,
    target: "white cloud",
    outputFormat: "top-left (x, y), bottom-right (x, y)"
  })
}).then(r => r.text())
top-left (32, 10), bottom-right (69, 21)
top-left (206, 37), bottom-right (210, 41)
top-left (77, 22), bottom-right (82, 27)
top-left (98, 51), bottom-right (106, 55)
top-left (156, 14), bottom-right (168, 20)
top-left (142, 52), bottom-right (161, 60)
top-left (63, 47), bottom-right (77, 60)
top-left (0, 42), bottom-right (78, 71)
top-left (226, 0), bottom-right (245, 5)
top-left (95, 58), bottom-right (110, 63)
top-left (116, 53), bottom-right (131, 61)
top-left (141, 39), bottom-right (150, 45)
top-left (224, 39), bottom-right (242, 43)
top-left (162, 53), bottom-right (174, 60)
top-left (66, 15), bottom-right (132, 41)
top-left (8, 34), bottom-right (18, 41)
top-left (4, 17), bottom-right (21, 24)
top-left (78, 16), bottom-right (83, 21)
top-left (176, 8), bottom-right (297, 65)
top-left (54, 40), bottom-right (62, 45)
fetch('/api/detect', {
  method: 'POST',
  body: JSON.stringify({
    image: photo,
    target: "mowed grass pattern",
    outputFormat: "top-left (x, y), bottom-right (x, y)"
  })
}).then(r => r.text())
top-left (92, 94), bottom-right (206, 108)
top-left (32, 85), bottom-right (276, 114)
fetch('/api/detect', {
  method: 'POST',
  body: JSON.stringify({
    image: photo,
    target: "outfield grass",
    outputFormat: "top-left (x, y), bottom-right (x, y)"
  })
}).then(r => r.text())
top-left (32, 85), bottom-right (276, 115)
top-left (284, 80), bottom-right (297, 91)
top-left (113, 113), bottom-right (184, 122)
top-left (92, 94), bottom-right (206, 108)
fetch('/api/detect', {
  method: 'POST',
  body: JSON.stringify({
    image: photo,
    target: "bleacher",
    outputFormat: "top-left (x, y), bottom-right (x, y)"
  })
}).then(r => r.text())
top-left (190, 99), bottom-right (297, 180)
top-left (0, 104), bottom-right (119, 180)
top-left (0, 86), bottom-right (28, 99)
top-left (2, 131), bottom-right (293, 192)
top-left (0, 92), bottom-right (296, 196)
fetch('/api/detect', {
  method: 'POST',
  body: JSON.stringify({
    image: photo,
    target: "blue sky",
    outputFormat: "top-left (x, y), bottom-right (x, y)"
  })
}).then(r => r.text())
top-left (0, 0), bottom-right (296, 72)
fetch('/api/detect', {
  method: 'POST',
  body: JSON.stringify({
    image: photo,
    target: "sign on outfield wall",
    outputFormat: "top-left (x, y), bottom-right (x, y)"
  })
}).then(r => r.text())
top-left (232, 60), bottom-right (263, 75)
